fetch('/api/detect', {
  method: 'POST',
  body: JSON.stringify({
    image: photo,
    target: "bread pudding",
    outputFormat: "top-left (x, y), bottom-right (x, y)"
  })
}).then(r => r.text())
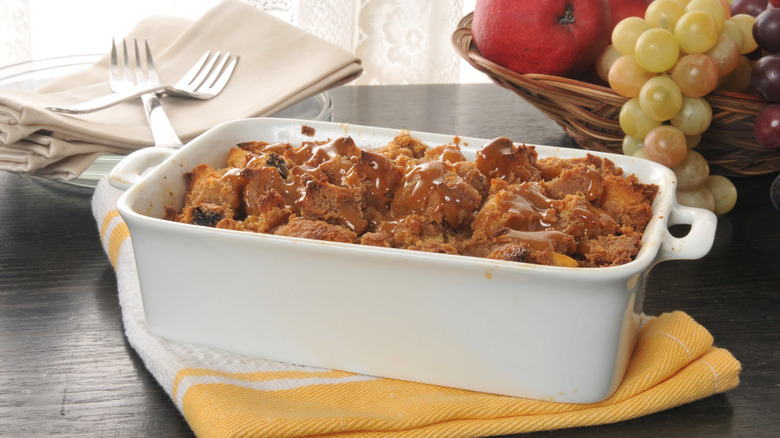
top-left (165, 132), bottom-right (658, 267)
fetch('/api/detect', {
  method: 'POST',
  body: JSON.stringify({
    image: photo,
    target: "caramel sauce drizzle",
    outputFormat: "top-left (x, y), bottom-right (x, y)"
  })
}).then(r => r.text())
top-left (220, 135), bottom-right (642, 263)
top-left (475, 182), bottom-right (572, 252)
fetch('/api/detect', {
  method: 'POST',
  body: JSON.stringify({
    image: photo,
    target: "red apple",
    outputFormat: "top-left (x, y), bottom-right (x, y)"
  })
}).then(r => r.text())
top-left (609, 0), bottom-right (654, 28)
top-left (472, 0), bottom-right (612, 79)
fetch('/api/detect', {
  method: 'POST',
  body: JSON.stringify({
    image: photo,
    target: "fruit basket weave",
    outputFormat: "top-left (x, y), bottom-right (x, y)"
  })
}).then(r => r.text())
top-left (452, 12), bottom-right (778, 177)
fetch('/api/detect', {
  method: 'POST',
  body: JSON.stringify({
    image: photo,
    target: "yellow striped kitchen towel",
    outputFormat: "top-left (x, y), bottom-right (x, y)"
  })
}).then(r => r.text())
top-left (91, 177), bottom-right (741, 438)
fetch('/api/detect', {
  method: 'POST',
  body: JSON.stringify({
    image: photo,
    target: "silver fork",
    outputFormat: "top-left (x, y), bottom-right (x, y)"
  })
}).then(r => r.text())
top-left (119, 39), bottom-right (183, 149)
top-left (47, 42), bottom-right (237, 114)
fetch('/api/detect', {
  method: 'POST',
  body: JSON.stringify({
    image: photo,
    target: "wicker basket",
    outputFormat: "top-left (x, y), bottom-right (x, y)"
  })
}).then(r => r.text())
top-left (452, 12), bottom-right (778, 177)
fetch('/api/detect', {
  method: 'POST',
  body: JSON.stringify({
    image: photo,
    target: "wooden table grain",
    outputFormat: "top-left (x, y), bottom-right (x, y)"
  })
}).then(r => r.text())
top-left (1, 84), bottom-right (778, 437)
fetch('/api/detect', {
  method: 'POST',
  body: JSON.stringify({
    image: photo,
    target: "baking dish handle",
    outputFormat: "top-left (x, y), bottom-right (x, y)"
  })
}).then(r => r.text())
top-left (656, 204), bottom-right (717, 263)
top-left (108, 147), bottom-right (175, 191)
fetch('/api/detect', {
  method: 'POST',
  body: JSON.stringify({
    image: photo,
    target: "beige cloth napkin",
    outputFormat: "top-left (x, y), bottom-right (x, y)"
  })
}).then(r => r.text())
top-left (0, 0), bottom-right (362, 180)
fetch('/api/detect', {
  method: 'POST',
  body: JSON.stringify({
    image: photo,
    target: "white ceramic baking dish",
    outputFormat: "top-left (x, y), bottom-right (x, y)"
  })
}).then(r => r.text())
top-left (109, 118), bottom-right (717, 403)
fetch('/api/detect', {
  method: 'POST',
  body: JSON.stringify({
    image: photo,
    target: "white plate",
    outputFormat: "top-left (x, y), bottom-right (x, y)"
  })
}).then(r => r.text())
top-left (0, 55), bottom-right (334, 188)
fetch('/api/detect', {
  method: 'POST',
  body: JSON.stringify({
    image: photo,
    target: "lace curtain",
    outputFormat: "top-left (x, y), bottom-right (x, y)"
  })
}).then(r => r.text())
top-left (2, 0), bottom-right (482, 85)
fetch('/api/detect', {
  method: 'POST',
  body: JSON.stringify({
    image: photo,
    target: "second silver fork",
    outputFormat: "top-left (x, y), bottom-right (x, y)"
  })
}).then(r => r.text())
top-left (116, 39), bottom-right (183, 149)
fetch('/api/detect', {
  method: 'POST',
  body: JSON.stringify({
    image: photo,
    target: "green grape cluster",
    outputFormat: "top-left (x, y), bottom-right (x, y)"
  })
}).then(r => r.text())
top-left (596, 0), bottom-right (752, 215)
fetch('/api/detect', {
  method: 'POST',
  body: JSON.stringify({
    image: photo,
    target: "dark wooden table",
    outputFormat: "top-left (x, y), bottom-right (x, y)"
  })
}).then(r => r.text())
top-left (1, 84), bottom-right (778, 437)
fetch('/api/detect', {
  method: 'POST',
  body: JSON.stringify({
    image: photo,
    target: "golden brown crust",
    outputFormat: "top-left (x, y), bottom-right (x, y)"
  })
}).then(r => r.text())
top-left (274, 217), bottom-right (357, 243)
top-left (597, 174), bottom-right (656, 231)
top-left (170, 135), bottom-right (658, 267)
